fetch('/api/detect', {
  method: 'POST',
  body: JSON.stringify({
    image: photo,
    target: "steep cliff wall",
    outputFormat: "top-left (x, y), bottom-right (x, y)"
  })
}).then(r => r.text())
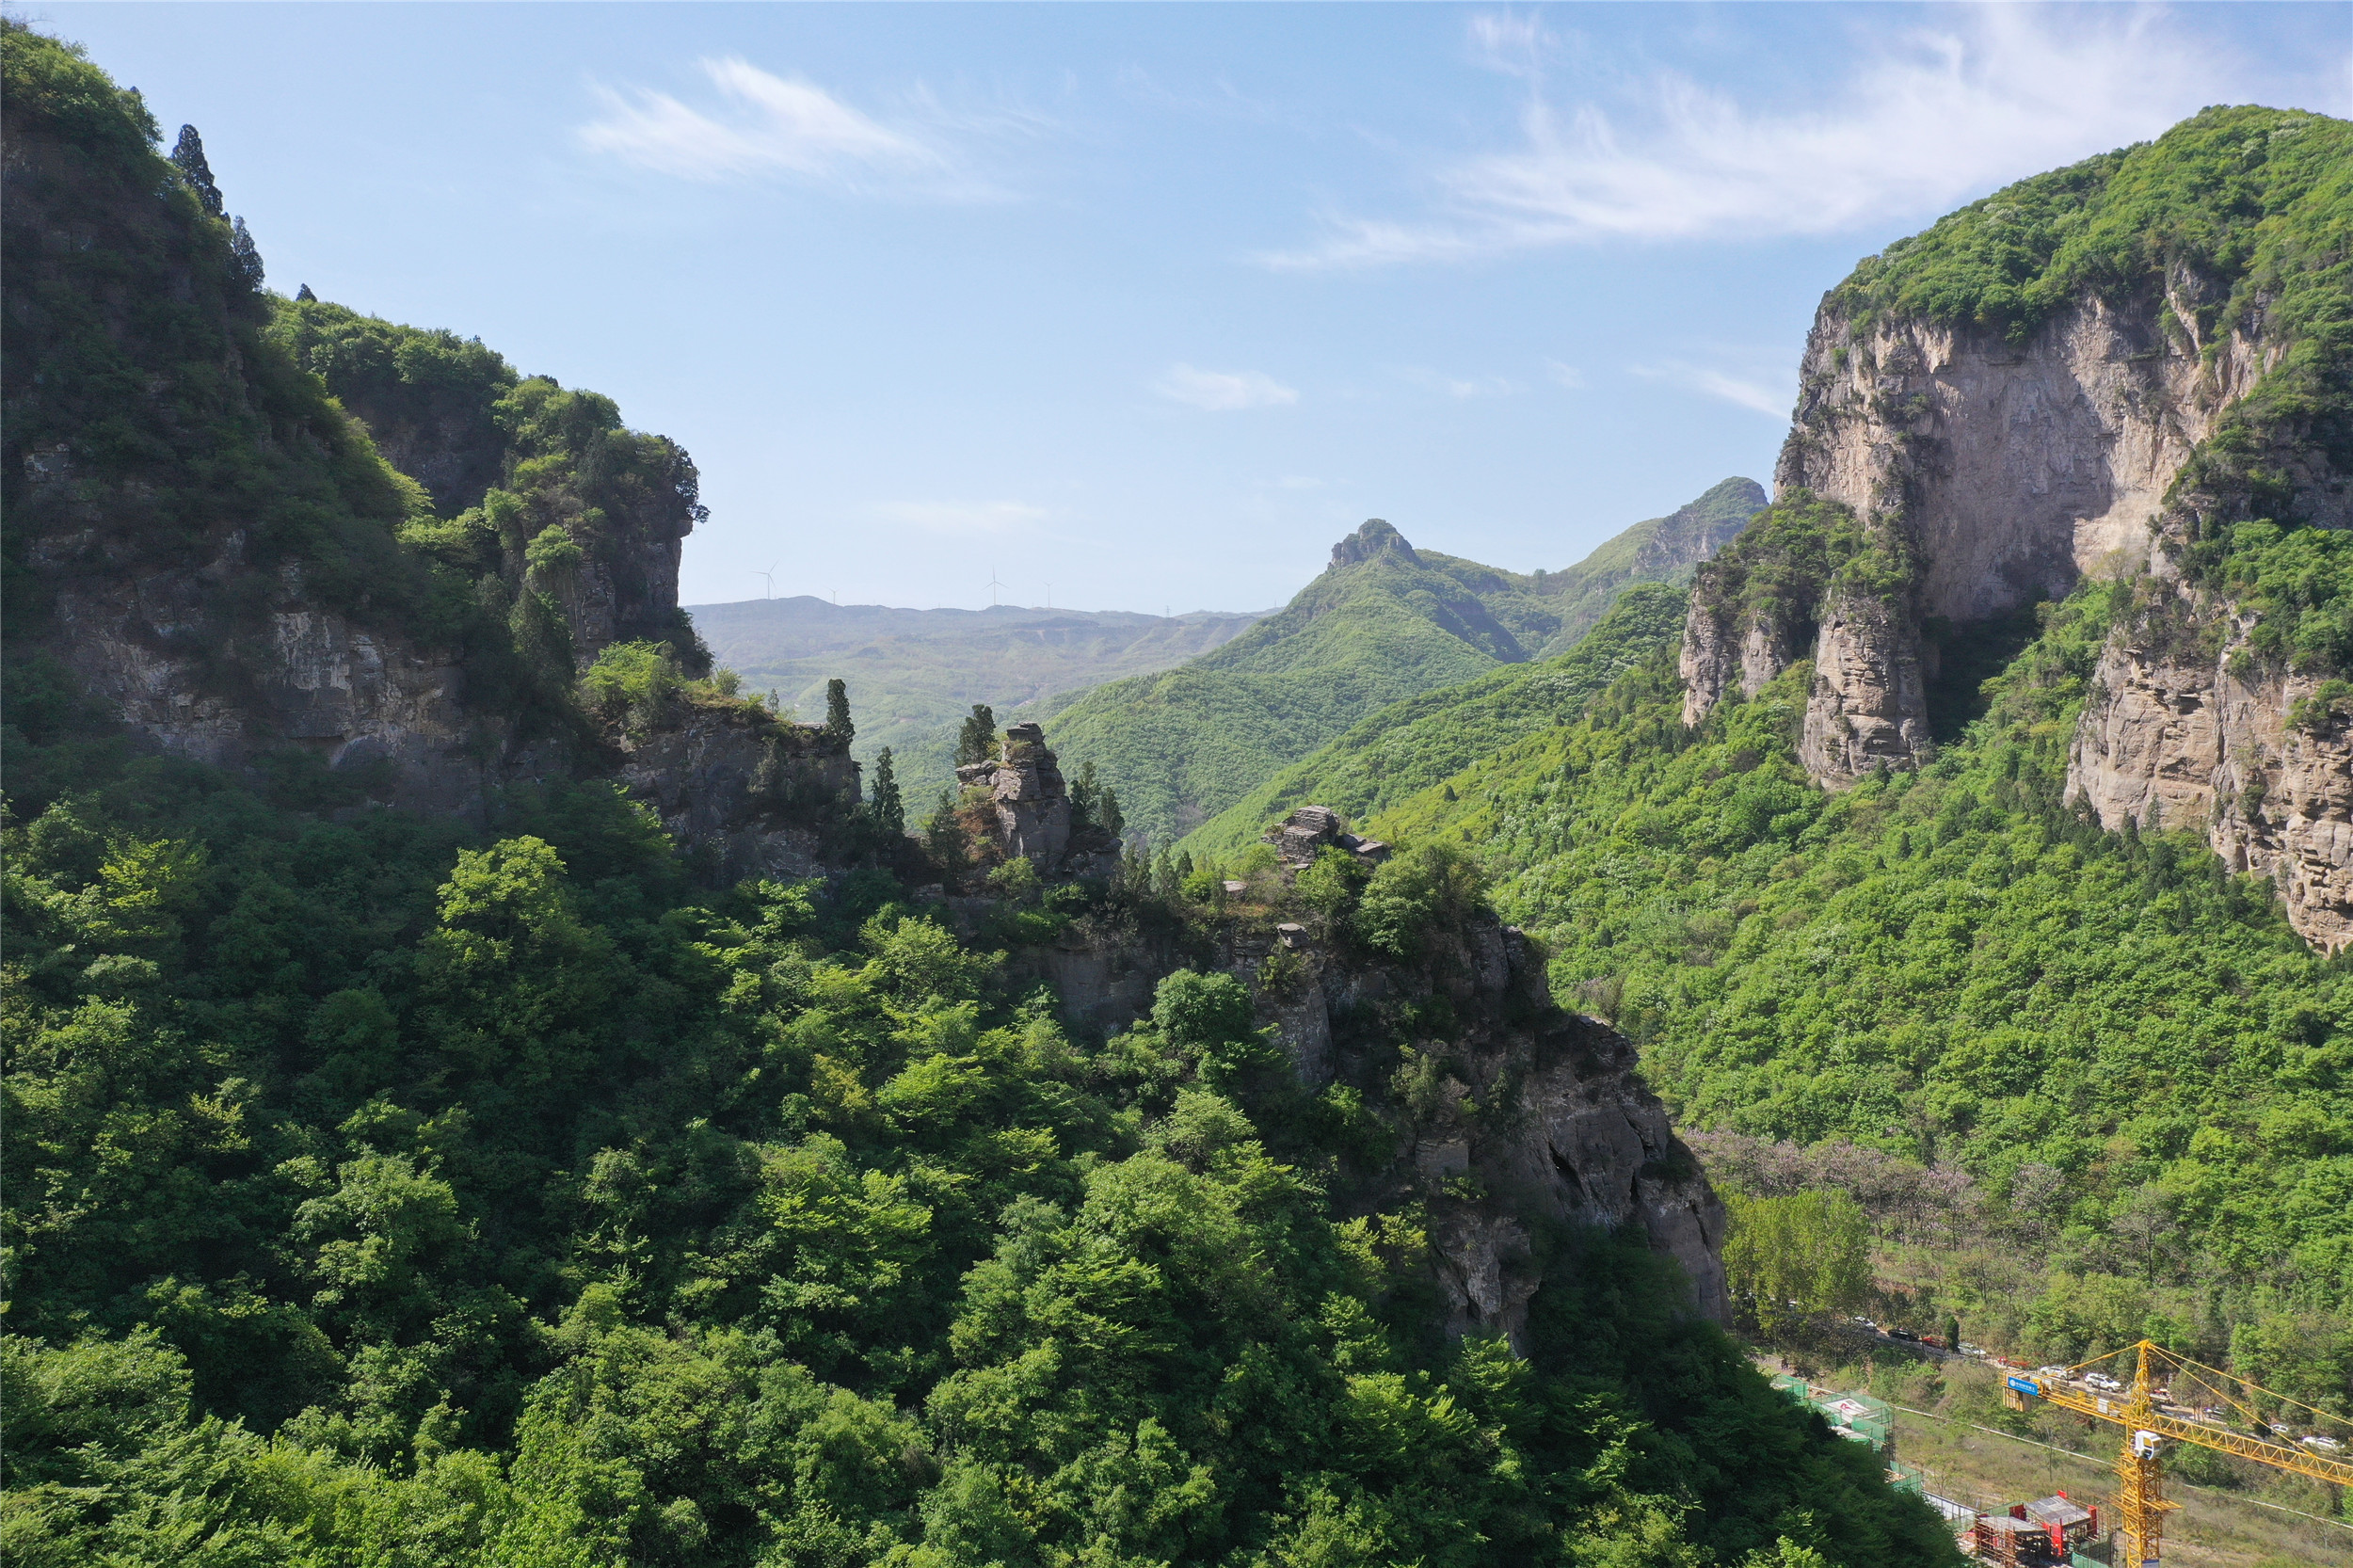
top-left (2, 65), bottom-right (713, 827)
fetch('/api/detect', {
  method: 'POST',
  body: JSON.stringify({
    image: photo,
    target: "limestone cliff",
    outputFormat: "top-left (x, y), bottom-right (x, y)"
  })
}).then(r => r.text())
top-left (2067, 632), bottom-right (2353, 952)
top-left (952, 721), bottom-right (1122, 880)
top-left (1677, 107), bottom-right (2351, 946)
top-left (616, 705), bottom-right (864, 884)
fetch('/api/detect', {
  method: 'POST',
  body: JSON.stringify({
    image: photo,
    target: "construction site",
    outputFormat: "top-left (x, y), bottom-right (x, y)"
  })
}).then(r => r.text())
top-left (1769, 1341), bottom-right (2352, 1567)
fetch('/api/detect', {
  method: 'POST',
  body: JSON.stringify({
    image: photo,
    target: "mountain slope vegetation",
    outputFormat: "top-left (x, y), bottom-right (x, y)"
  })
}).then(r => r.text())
top-left (1351, 509), bottom-right (2353, 1415)
top-left (1048, 485), bottom-right (1762, 846)
top-left (1179, 584), bottom-right (1689, 861)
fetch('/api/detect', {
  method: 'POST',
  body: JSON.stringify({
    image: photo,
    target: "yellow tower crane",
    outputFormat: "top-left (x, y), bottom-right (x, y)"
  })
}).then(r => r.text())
top-left (2004, 1337), bottom-right (2352, 1566)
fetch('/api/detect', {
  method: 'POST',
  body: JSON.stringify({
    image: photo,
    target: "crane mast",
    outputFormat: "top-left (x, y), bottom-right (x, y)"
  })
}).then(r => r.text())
top-left (2007, 1337), bottom-right (2352, 1566)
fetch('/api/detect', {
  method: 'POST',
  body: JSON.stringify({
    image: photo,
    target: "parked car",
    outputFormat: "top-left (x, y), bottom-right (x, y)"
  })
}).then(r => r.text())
top-left (1887, 1327), bottom-right (1921, 1343)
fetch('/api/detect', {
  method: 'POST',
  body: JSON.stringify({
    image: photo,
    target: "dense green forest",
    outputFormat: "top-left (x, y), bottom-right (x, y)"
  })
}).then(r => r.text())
top-left (1046, 488), bottom-right (1761, 848)
top-left (1, 24), bottom-right (1954, 1566)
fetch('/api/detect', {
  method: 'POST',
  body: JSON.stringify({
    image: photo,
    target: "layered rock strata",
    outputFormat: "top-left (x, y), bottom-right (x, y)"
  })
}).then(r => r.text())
top-left (1265, 804), bottom-right (1390, 869)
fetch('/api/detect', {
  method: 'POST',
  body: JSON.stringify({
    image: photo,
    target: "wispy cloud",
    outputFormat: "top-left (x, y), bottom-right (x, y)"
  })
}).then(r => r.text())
top-left (1630, 360), bottom-right (1791, 419)
top-left (580, 57), bottom-right (1040, 196)
top-left (1267, 8), bottom-right (2233, 268)
top-left (1544, 360), bottom-right (1586, 391)
top-left (875, 500), bottom-right (1048, 535)
top-left (1155, 363), bottom-right (1299, 411)
top-left (1398, 367), bottom-right (1515, 400)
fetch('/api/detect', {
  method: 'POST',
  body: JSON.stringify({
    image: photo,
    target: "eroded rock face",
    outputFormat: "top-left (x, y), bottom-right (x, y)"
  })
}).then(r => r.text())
top-left (616, 709), bottom-right (862, 886)
top-left (1798, 592), bottom-right (1929, 779)
top-left (1020, 906), bottom-right (1728, 1340)
top-left (34, 530), bottom-right (505, 814)
top-left (958, 722), bottom-right (1122, 880)
top-left (1779, 284), bottom-right (2303, 622)
top-left (1689, 280), bottom-right (2313, 789)
top-left (2067, 632), bottom-right (2353, 952)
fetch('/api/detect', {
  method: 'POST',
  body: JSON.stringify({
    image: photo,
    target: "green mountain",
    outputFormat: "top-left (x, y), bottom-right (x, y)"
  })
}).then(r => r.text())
top-left (1045, 484), bottom-right (1764, 845)
top-left (686, 596), bottom-right (1265, 796)
top-left (1272, 106), bottom-right (2353, 1410)
top-left (1178, 582), bottom-right (1691, 860)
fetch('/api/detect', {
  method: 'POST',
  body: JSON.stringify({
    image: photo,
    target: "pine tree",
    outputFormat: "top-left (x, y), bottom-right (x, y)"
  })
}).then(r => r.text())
top-left (229, 216), bottom-right (264, 291)
top-left (955, 704), bottom-right (998, 767)
top-left (1098, 785), bottom-right (1124, 840)
top-left (868, 747), bottom-right (904, 836)
top-left (1071, 761), bottom-right (1100, 829)
top-left (923, 789), bottom-right (966, 875)
top-left (169, 125), bottom-right (223, 216)
top-left (823, 679), bottom-right (853, 744)
top-left (296, 283), bottom-right (317, 302)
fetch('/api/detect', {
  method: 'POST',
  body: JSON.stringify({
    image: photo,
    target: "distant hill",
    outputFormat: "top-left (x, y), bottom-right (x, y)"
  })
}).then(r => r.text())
top-left (1038, 481), bottom-right (1764, 845)
top-left (1529, 476), bottom-right (1765, 657)
top-left (686, 598), bottom-right (1266, 795)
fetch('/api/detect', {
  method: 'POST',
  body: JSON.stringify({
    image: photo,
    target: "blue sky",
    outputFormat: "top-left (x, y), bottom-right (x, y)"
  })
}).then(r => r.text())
top-left (41, 3), bottom-right (2351, 615)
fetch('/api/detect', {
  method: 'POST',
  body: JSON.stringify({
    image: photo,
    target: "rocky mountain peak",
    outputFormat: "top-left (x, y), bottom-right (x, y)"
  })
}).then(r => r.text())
top-left (1329, 518), bottom-right (1421, 569)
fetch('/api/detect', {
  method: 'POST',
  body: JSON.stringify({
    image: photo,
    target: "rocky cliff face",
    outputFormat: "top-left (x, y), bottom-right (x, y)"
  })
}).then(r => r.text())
top-left (1691, 280), bottom-right (2296, 785)
top-left (2067, 632), bottom-right (2353, 952)
top-left (1675, 240), bottom-right (2350, 944)
top-left (1012, 830), bottom-right (1728, 1341)
top-left (616, 706), bottom-right (863, 884)
top-left (953, 721), bottom-right (1122, 880)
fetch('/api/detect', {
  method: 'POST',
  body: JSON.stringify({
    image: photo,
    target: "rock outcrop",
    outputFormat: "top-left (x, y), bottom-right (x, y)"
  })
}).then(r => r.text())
top-left (616, 707), bottom-right (863, 885)
top-left (1264, 804), bottom-right (1389, 869)
top-left (955, 722), bottom-right (1122, 880)
top-left (1687, 278), bottom-right (2314, 785)
top-left (1017, 901), bottom-right (1727, 1339)
top-left (2067, 633), bottom-right (2353, 952)
top-left (28, 524), bottom-right (507, 814)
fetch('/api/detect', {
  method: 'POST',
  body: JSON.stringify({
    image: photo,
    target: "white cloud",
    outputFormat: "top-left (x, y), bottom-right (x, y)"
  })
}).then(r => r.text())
top-left (580, 57), bottom-right (1030, 194)
top-left (1398, 367), bottom-right (1514, 400)
top-left (1630, 360), bottom-right (1791, 419)
top-left (1267, 8), bottom-right (2235, 267)
top-left (1544, 360), bottom-right (1585, 391)
top-left (875, 500), bottom-right (1048, 535)
top-left (1155, 363), bottom-right (1299, 411)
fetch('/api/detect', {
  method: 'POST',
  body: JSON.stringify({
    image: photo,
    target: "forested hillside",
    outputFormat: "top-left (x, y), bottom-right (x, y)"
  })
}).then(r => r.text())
top-left (1344, 505), bottom-right (2353, 1410)
top-left (1048, 484), bottom-right (1761, 846)
top-left (1, 24), bottom-right (1953, 1566)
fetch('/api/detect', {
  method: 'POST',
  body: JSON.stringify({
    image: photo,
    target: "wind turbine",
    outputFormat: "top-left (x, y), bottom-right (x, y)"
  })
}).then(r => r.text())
top-left (986, 564), bottom-right (1008, 607)
top-left (1044, 582), bottom-right (1053, 609)
top-left (750, 561), bottom-right (778, 600)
